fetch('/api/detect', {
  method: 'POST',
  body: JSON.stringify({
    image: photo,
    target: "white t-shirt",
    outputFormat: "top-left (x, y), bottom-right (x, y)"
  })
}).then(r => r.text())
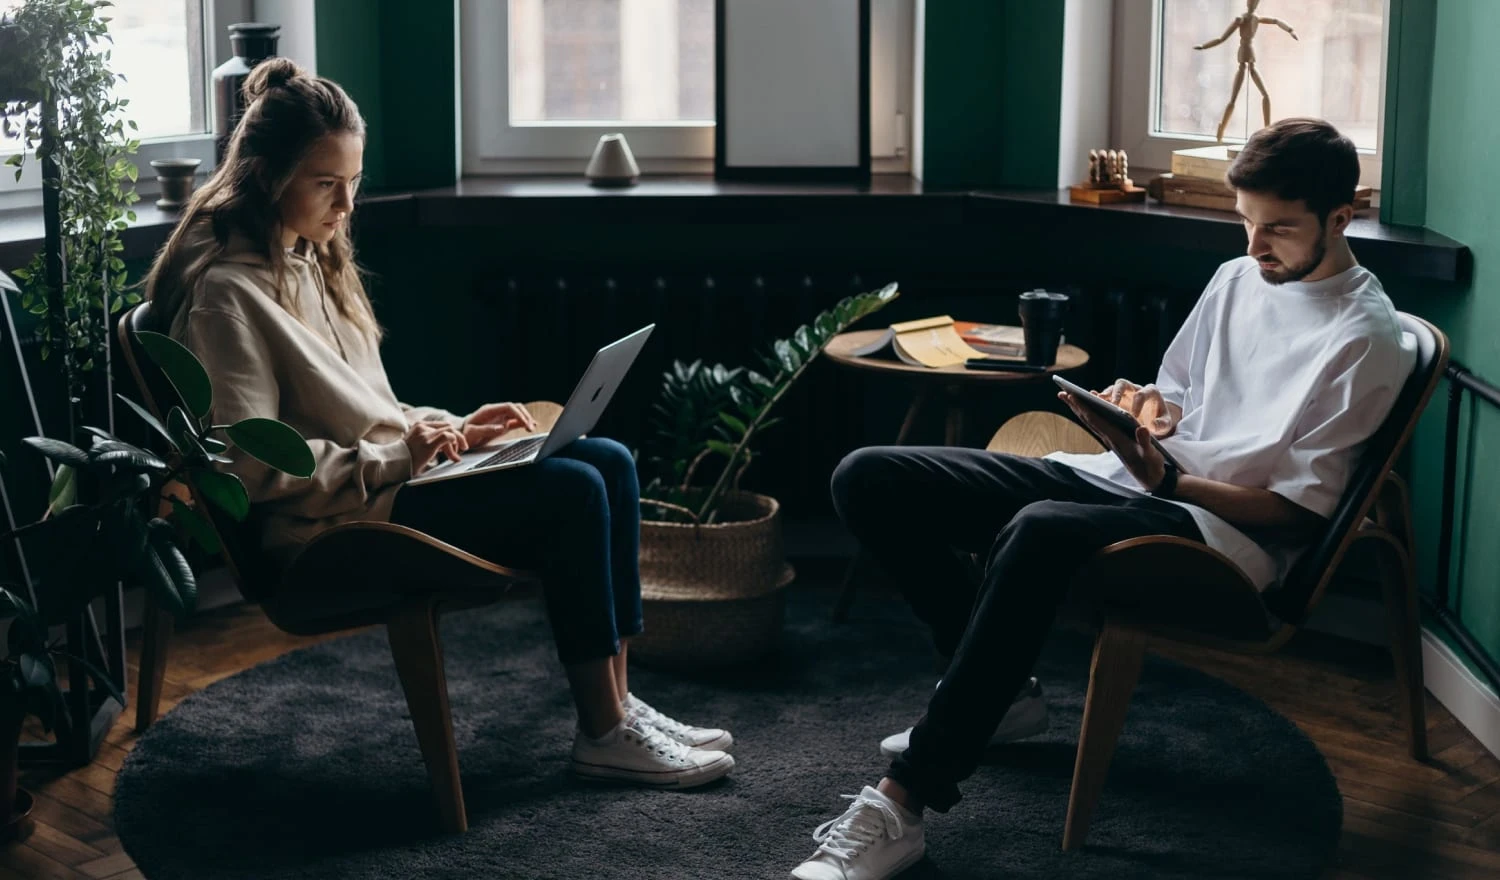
top-left (1045, 256), bottom-right (1416, 590)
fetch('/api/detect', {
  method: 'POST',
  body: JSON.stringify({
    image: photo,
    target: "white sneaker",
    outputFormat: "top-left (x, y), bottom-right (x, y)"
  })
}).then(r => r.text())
top-left (791, 785), bottom-right (926, 880)
top-left (624, 692), bottom-right (734, 752)
top-left (879, 676), bottom-right (1049, 759)
top-left (571, 716), bottom-right (734, 788)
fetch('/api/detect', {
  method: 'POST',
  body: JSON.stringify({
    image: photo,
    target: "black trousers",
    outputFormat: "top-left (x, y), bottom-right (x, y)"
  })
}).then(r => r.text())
top-left (830, 446), bottom-right (1203, 812)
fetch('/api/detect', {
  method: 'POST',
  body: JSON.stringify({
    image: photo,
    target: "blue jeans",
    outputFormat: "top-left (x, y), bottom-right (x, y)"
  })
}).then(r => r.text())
top-left (389, 437), bottom-right (644, 665)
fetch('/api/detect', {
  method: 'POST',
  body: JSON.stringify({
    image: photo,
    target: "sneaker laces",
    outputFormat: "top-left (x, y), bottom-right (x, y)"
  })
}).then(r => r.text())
top-left (625, 694), bottom-right (694, 738)
top-left (810, 792), bottom-right (907, 865)
top-left (623, 713), bottom-right (695, 764)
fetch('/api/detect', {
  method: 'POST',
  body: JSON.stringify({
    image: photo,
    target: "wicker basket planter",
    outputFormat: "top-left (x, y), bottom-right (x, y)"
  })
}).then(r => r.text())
top-left (631, 491), bottom-right (796, 670)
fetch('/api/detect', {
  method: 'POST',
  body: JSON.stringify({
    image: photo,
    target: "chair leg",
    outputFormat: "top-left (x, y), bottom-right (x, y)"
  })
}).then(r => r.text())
top-left (134, 601), bottom-right (173, 733)
top-left (387, 598), bottom-right (468, 833)
top-left (1374, 534), bottom-right (1429, 761)
top-left (1063, 621), bottom-right (1146, 852)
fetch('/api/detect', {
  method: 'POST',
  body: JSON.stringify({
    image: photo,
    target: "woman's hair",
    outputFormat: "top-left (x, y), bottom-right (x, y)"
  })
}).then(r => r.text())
top-left (143, 58), bottom-right (379, 339)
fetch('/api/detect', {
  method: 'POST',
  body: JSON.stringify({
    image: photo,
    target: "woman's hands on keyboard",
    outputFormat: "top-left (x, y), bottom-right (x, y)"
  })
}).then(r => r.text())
top-left (461, 402), bottom-right (540, 447)
top-left (405, 420), bottom-right (469, 473)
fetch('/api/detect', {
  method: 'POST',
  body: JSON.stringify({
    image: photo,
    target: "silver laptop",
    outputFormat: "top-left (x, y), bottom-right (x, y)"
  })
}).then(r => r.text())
top-left (406, 324), bottom-right (654, 487)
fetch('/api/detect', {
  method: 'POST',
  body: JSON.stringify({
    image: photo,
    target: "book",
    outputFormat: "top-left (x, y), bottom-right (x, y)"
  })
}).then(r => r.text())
top-left (849, 315), bottom-right (991, 368)
top-left (1169, 145), bottom-right (1234, 181)
top-left (953, 321), bottom-right (1027, 359)
top-left (1149, 172), bottom-right (1373, 213)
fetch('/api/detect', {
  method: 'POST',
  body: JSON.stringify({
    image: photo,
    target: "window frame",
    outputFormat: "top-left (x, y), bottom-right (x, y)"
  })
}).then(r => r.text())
top-left (1111, 0), bottom-right (1387, 188)
top-left (0, 0), bottom-right (253, 211)
top-left (459, 0), bottom-right (913, 176)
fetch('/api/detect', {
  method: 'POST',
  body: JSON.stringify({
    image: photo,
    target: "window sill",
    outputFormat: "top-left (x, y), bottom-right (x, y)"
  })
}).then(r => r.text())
top-left (0, 176), bottom-right (1471, 283)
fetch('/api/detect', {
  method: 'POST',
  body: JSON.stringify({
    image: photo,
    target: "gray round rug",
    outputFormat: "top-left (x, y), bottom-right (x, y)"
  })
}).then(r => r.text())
top-left (115, 589), bottom-right (1341, 879)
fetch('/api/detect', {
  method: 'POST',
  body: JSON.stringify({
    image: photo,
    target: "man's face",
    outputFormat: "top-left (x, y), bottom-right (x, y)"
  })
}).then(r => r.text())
top-left (1234, 189), bottom-right (1329, 285)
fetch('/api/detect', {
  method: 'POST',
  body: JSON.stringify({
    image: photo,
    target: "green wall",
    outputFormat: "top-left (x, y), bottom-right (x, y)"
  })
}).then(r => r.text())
top-left (1388, 0), bottom-right (1500, 666)
top-left (315, 0), bottom-right (458, 192)
top-left (920, 0), bottom-right (1065, 188)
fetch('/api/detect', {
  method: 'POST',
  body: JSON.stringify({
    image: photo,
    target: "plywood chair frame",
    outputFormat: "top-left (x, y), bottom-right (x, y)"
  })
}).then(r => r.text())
top-left (117, 302), bottom-right (545, 833)
top-left (983, 313), bottom-right (1447, 852)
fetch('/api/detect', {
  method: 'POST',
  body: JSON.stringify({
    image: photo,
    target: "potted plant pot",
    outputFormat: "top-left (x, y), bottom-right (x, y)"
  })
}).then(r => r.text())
top-left (632, 490), bottom-right (796, 671)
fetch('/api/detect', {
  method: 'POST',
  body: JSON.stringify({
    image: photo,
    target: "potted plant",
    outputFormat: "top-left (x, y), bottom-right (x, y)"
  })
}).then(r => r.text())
top-left (0, 330), bottom-right (315, 832)
top-left (2, 0), bottom-right (143, 427)
top-left (630, 283), bottom-right (898, 669)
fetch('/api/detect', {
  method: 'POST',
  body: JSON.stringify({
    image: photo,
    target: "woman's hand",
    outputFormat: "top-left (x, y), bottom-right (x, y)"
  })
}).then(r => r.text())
top-left (1099, 378), bottom-right (1180, 439)
top-left (405, 420), bottom-right (468, 473)
top-left (1058, 391), bottom-right (1167, 492)
top-left (462, 402), bottom-right (540, 448)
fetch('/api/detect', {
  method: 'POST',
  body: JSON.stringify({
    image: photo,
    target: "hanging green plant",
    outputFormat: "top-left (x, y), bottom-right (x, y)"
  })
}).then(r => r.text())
top-left (1, 0), bottom-right (141, 405)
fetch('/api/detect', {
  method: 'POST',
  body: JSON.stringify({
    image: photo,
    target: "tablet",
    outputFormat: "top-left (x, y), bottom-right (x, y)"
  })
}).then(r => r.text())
top-left (1052, 375), bottom-right (1184, 471)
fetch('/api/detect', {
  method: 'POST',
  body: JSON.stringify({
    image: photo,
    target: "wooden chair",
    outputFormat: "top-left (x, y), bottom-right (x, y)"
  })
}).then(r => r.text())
top-left (117, 301), bottom-right (548, 833)
top-left (983, 313), bottom-right (1448, 851)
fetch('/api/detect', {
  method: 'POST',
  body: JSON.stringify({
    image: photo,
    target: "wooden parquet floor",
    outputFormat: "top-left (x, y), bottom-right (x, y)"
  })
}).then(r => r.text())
top-left (2, 584), bottom-right (1498, 879)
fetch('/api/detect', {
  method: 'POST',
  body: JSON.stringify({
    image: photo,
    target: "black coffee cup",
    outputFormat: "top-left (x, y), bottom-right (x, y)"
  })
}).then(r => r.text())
top-left (1017, 289), bottom-right (1068, 367)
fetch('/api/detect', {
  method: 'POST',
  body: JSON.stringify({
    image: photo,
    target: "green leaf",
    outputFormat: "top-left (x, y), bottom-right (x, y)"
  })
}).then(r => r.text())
top-left (718, 412), bottom-right (747, 436)
top-left (147, 518), bottom-right (197, 614)
top-left (19, 652), bottom-right (53, 690)
top-left (772, 339), bottom-right (801, 373)
top-left (0, 586), bottom-right (28, 618)
top-left (22, 436), bottom-right (90, 469)
top-left (167, 406), bottom-right (208, 464)
top-left (135, 330), bottom-right (211, 418)
top-left (793, 325), bottom-right (815, 357)
top-left (201, 435), bottom-right (227, 454)
top-left (225, 418), bottom-right (316, 478)
top-left (191, 468), bottom-right (249, 521)
top-left (46, 464), bottom-right (76, 516)
top-left (88, 439), bottom-right (168, 473)
top-left (116, 392), bottom-right (174, 450)
top-left (706, 439), bottom-right (737, 458)
top-left (168, 496), bottom-right (220, 554)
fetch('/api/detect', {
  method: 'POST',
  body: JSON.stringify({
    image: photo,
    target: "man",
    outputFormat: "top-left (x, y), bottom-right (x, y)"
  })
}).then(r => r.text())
top-left (790, 118), bottom-right (1416, 880)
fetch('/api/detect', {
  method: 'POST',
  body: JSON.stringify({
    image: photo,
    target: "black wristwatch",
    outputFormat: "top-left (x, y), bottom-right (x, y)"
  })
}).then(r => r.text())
top-left (1150, 460), bottom-right (1179, 499)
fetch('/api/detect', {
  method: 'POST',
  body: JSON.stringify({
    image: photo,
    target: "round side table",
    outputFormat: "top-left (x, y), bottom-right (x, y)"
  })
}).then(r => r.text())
top-left (824, 329), bottom-right (1090, 447)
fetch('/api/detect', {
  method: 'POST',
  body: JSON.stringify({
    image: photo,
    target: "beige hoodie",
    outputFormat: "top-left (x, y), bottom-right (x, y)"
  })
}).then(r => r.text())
top-left (168, 230), bottom-right (461, 566)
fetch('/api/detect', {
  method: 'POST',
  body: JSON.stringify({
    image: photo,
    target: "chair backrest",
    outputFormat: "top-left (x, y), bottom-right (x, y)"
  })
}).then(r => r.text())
top-left (1264, 312), bottom-right (1449, 625)
top-left (117, 302), bottom-right (276, 602)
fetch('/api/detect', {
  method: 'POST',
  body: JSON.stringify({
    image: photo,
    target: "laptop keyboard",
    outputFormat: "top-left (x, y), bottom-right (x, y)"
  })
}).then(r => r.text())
top-left (475, 434), bottom-right (546, 468)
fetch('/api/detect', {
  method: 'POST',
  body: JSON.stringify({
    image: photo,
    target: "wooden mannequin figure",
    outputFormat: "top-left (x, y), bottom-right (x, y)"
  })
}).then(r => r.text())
top-left (1194, 0), bottom-right (1298, 142)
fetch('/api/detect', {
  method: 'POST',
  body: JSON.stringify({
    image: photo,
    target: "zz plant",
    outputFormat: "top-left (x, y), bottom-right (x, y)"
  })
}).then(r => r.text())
top-left (641, 283), bottom-right (898, 523)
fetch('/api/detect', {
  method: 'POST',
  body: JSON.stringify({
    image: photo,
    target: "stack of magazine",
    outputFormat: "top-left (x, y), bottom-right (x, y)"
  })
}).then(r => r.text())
top-left (851, 315), bottom-right (1027, 367)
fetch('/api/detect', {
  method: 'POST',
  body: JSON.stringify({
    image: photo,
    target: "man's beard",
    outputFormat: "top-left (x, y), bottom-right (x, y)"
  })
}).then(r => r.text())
top-left (1259, 235), bottom-right (1327, 285)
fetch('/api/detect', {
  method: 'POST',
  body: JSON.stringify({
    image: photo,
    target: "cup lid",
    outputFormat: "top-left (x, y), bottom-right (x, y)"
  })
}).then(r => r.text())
top-left (1020, 288), bottom-right (1068, 301)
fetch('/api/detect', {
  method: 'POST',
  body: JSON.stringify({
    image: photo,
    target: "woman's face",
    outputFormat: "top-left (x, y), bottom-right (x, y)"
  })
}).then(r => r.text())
top-left (277, 132), bottom-right (363, 248)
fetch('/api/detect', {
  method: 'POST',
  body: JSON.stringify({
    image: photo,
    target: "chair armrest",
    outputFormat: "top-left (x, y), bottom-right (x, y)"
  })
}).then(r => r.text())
top-left (1071, 536), bottom-right (1278, 643)
top-left (987, 411), bottom-right (1105, 458)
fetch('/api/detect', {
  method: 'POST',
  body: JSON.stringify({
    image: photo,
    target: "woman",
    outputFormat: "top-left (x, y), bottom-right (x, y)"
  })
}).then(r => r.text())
top-left (143, 58), bottom-right (734, 788)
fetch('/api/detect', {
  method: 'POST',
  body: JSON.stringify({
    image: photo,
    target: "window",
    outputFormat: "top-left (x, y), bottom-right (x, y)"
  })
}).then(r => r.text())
top-left (462, 0), bottom-right (913, 175)
top-left (1114, 0), bottom-right (1386, 187)
top-left (0, 0), bottom-right (251, 208)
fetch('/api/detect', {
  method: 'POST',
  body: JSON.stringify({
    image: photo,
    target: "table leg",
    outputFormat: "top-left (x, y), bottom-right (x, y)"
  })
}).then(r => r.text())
top-left (894, 385), bottom-right (931, 446)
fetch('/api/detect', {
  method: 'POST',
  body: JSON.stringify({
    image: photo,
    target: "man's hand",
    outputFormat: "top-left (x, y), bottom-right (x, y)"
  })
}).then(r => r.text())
top-left (462, 402), bottom-right (540, 448)
top-left (1059, 391), bottom-right (1167, 492)
top-left (1099, 379), bottom-right (1180, 438)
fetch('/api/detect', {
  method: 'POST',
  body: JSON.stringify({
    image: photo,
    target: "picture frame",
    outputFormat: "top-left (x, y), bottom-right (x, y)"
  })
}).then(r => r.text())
top-left (714, 0), bottom-right (870, 182)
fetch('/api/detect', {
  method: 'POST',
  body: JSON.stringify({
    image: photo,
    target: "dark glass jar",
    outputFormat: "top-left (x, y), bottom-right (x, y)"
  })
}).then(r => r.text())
top-left (211, 23), bottom-right (280, 164)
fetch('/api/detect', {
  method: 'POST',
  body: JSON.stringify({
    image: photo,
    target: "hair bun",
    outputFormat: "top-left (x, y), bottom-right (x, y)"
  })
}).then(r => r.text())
top-left (241, 57), bottom-right (304, 103)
